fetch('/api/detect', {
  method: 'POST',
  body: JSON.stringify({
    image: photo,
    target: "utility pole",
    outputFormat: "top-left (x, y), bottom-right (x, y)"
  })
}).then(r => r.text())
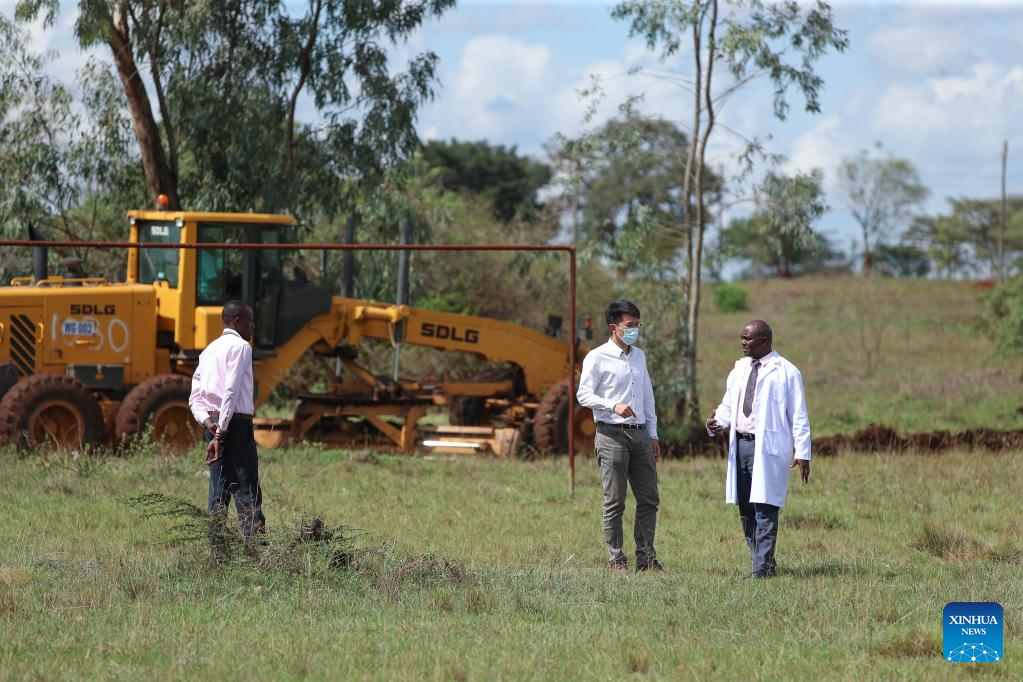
top-left (1000, 140), bottom-right (1008, 283)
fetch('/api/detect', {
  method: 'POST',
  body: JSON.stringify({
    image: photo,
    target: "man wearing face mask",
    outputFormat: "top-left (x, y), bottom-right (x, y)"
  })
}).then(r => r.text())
top-left (577, 300), bottom-right (663, 573)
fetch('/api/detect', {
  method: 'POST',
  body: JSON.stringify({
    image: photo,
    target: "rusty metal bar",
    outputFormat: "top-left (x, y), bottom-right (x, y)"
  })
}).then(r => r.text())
top-left (0, 239), bottom-right (571, 252)
top-left (568, 249), bottom-right (576, 495)
top-left (0, 237), bottom-right (580, 494)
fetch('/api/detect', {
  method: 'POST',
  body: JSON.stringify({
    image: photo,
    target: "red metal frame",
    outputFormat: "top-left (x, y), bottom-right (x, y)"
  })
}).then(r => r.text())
top-left (0, 238), bottom-right (579, 493)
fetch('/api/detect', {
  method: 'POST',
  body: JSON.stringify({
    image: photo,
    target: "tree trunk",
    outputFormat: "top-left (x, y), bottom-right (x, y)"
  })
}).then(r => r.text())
top-left (779, 233), bottom-right (792, 278)
top-left (285, 0), bottom-right (323, 191)
top-left (148, 4), bottom-right (178, 187)
top-left (106, 7), bottom-right (179, 209)
top-left (860, 252), bottom-right (873, 277)
top-left (676, 4), bottom-right (705, 423)
top-left (681, 0), bottom-right (717, 428)
top-left (860, 227), bottom-right (872, 277)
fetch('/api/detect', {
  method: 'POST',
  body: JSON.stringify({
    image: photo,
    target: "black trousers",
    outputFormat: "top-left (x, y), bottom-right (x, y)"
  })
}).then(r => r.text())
top-left (206, 419), bottom-right (265, 535)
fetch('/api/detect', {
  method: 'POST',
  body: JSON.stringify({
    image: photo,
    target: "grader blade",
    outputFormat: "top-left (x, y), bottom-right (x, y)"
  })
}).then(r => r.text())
top-left (253, 418), bottom-right (520, 457)
top-left (417, 425), bottom-right (520, 457)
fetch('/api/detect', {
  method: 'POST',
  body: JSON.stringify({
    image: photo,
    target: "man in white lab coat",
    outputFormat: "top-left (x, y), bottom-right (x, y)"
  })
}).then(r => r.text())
top-left (707, 320), bottom-right (811, 578)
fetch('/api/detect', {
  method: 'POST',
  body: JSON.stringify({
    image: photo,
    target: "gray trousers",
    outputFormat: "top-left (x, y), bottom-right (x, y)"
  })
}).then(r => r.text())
top-left (736, 438), bottom-right (778, 576)
top-left (594, 426), bottom-right (659, 566)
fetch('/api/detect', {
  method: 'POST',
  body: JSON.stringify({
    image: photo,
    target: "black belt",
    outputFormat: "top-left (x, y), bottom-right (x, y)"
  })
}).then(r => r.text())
top-left (209, 412), bottom-right (253, 422)
top-left (598, 422), bottom-right (646, 431)
top-left (736, 432), bottom-right (755, 441)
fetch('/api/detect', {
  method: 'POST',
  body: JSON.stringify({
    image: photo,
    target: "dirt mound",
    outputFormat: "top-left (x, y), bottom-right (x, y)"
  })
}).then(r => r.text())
top-left (664, 423), bottom-right (1023, 457)
top-left (813, 424), bottom-right (1023, 455)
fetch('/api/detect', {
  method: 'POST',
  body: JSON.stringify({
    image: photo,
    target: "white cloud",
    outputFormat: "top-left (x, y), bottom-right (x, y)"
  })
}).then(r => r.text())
top-left (871, 60), bottom-right (1023, 148)
top-left (421, 35), bottom-right (661, 152)
top-left (867, 23), bottom-right (974, 76)
top-left (437, 34), bottom-right (562, 142)
top-left (788, 116), bottom-right (847, 185)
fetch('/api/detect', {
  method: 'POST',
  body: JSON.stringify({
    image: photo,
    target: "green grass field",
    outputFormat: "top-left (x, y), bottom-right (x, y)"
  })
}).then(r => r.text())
top-left (695, 277), bottom-right (1020, 435)
top-left (3, 277), bottom-right (1020, 679)
top-left (3, 444), bottom-right (1020, 680)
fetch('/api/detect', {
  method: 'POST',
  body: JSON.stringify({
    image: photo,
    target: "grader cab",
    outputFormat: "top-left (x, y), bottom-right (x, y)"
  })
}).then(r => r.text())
top-left (0, 211), bottom-right (593, 456)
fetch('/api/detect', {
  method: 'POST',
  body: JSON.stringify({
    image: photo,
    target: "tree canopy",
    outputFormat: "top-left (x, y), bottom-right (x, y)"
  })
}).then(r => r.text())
top-left (550, 113), bottom-right (722, 280)
top-left (839, 146), bottom-right (929, 277)
top-left (420, 140), bottom-right (552, 223)
top-left (720, 169), bottom-right (832, 278)
top-left (14, 0), bottom-right (454, 212)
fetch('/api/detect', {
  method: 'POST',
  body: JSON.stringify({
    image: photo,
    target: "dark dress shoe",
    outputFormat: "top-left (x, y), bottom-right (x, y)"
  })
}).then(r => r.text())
top-left (747, 570), bottom-right (776, 579)
top-left (636, 560), bottom-right (667, 573)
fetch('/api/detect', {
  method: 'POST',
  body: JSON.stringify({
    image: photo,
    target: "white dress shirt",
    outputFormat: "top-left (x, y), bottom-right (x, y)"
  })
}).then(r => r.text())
top-left (735, 351), bottom-right (778, 434)
top-left (188, 328), bottom-right (254, 432)
top-left (576, 338), bottom-right (658, 439)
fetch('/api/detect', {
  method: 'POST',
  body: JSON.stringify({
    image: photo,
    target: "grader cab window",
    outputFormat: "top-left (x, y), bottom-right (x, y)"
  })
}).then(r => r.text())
top-left (197, 224), bottom-right (246, 305)
top-left (137, 221), bottom-right (180, 287)
top-left (196, 223), bottom-right (283, 349)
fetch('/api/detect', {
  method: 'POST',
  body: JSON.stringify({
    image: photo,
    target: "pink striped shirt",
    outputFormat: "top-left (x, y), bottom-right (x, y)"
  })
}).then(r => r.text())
top-left (188, 328), bottom-right (254, 432)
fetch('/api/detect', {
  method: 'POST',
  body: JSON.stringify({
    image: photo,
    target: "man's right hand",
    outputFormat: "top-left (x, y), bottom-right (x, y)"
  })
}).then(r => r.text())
top-left (205, 438), bottom-right (221, 466)
top-left (613, 403), bottom-right (636, 419)
top-left (707, 408), bottom-right (724, 436)
top-left (203, 418), bottom-right (217, 435)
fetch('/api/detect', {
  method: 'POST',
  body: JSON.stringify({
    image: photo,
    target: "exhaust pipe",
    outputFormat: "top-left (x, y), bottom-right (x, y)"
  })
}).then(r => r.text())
top-left (341, 215), bottom-right (356, 298)
top-left (391, 215), bottom-right (412, 382)
top-left (28, 224), bottom-right (47, 282)
top-left (337, 215), bottom-right (358, 380)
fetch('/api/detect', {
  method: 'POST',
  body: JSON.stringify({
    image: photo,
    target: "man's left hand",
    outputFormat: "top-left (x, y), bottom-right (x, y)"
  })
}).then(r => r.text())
top-left (651, 438), bottom-right (661, 462)
top-left (791, 458), bottom-right (810, 484)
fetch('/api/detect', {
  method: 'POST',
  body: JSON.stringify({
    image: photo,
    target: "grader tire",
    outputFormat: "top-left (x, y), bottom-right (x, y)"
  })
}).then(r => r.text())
top-left (531, 378), bottom-right (594, 456)
top-left (0, 374), bottom-right (104, 450)
top-left (448, 367), bottom-right (520, 426)
top-left (115, 374), bottom-right (202, 452)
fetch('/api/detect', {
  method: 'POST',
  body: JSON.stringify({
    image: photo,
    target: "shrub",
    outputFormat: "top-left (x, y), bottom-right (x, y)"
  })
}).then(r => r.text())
top-left (984, 278), bottom-right (1023, 355)
top-left (712, 283), bottom-right (748, 313)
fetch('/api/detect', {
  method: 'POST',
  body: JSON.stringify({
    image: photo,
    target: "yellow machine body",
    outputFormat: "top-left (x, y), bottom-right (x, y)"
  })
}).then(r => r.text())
top-left (0, 211), bottom-right (588, 456)
top-left (0, 283), bottom-right (160, 384)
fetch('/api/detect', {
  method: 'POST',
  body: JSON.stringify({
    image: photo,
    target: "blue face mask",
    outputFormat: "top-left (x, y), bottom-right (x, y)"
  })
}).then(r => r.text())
top-left (620, 326), bottom-right (640, 346)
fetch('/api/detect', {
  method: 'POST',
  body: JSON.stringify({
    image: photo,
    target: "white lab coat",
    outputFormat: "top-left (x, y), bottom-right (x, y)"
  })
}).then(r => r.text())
top-left (711, 351), bottom-right (811, 508)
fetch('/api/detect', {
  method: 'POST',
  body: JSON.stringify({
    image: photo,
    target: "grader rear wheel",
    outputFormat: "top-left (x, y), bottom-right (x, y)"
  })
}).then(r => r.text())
top-left (532, 378), bottom-right (595, 456)
top-left (0, 374), bottom-right (104, 450)
top-left (115, 374), bottom-right (203, 452)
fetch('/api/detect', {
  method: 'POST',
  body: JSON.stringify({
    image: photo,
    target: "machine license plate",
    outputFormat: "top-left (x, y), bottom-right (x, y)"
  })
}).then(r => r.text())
top-left (62, 320), bottom-right (96, 336)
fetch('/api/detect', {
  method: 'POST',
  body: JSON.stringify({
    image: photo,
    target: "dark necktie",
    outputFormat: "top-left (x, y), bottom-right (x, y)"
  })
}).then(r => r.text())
top-left (742, 360), bottom-right (761, 417)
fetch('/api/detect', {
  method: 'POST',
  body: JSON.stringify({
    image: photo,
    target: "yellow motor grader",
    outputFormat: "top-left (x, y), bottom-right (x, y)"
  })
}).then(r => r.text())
top-left (0, 210), bottom-right (593, 456)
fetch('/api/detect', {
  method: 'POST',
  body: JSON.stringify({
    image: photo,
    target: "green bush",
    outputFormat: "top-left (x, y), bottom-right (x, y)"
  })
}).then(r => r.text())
top-left (984, 278), bottom-right (1023, 355)
top-left (712, 283), bottom-right (748, 313)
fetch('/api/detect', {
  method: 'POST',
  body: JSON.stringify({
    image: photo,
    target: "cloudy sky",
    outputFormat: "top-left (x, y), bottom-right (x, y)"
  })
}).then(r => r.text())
top-left (412, 0), bottom-right (1023, 245)
top-left (7, 0), bottom-right (1023, 246)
